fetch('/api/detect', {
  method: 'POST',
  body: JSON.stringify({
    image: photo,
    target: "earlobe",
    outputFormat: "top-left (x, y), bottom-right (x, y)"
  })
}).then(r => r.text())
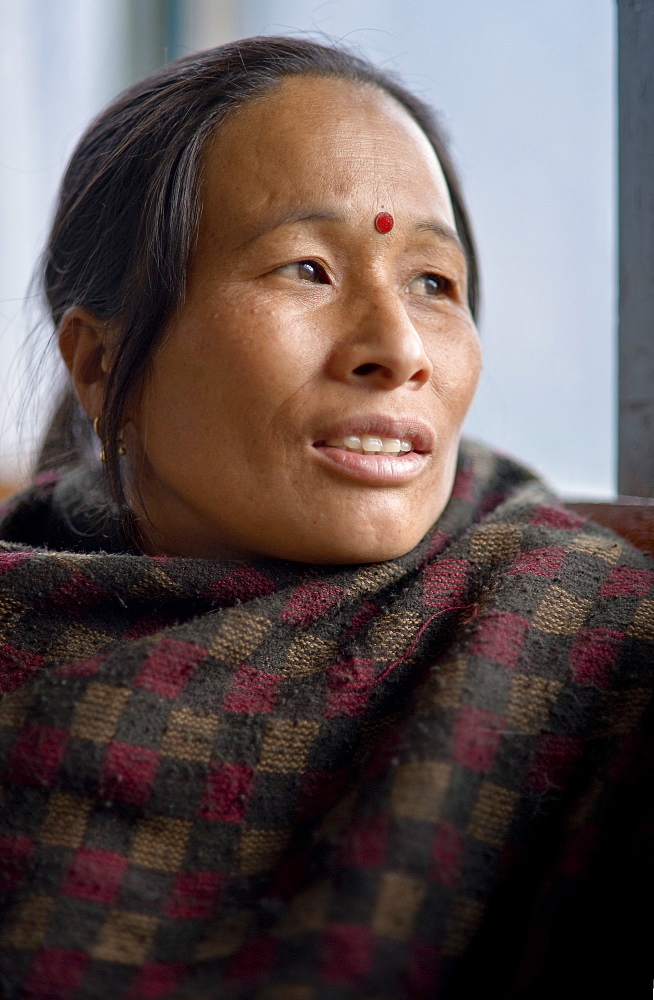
top-left (58, 307), bottom-right (111, 417)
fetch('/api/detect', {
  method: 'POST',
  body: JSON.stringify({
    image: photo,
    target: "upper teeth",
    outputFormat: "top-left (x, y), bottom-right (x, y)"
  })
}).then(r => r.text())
top-left (326, 435), bottom-right (413, 454)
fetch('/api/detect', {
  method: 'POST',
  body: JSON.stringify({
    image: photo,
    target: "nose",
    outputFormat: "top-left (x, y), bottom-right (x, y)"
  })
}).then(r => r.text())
top-left (327, 287), bottom-right (433, 391)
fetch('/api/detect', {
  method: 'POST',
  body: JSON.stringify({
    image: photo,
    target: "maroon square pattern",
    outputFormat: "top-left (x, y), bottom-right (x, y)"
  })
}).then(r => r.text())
top-left (0, 645), bottom-right (45, 694)
top-left (199, 762), bottom-right (255, 822)
top-left (422, 559), bottom-right (470, 607)
top-left (136, 639), bottom-right (207, 698)
top-left (320, 924), bottom-right (374, 987)
top-left (598, 565), bottom-right (653, 597)
top-left (47, 572), bottom-right (111, 616)
top-left (407, 940), bottom-right (442, 998)
top-left (469, 611), bottom-right (529, 669)
top-left (430, 822), bottom-right (464, 890)
top-left (338, 813), bottom-right (388, 869)
top-left (126, 962), bottom-right (188, 1000)
top-left (0, 551), bottom-right (30, 575)
top-left (559, 825), bottom-right (599, 879)
top-left (24, 949), bottom-right (88, 999)
top-left (530, 505), bottom-right (584, 530)
top-left (56, 653), bottom-right (106, 680)
top-left (7, 723), bottom-right (68, 785)
top-left (165, 871), bottom-right (224, 919)
top-left (525, 734), bottom-right (583, 793)
top-left (0, 834), bottom-right (33, 891)
top-left (449, 463), bottom-right (475, 502)
top-left (206, 565), bottom-right (277, 605)
top-left (222, 663), bottom-right (281, 714)
top-left (100, 743), bottom-right (159, 808)
top-left (325, 659), bottom-right (376, 718)
top-left (344, 600), bottom-right (381, 637)
top-left (571, 628), bottom-right (623, 687)
top-left (452, 707), bottom-right (505, 772)
top-left (226, 936), bottom-right (276, 985)
top-left (281, 580), bottom-right (344, 626)
top-left (63, 847), bottom-right (128, 904)
top-left (509, 546), bottom-right (567, 578)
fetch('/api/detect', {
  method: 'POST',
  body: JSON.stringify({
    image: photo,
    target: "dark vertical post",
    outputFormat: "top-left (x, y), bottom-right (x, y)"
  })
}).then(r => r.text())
top-left (618, 0), bottom-right (654, 497)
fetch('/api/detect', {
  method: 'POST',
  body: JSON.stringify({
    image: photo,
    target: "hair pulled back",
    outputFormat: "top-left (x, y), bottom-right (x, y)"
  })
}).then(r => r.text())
top-left (38, 35), bottom-right (480, 521)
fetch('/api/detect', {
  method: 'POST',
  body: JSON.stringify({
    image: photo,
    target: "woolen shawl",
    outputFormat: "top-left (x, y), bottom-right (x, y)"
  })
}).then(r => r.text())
top-left (0, 440), bottom-right (652, 999)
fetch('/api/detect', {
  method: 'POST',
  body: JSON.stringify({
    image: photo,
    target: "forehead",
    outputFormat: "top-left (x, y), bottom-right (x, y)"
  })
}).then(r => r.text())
top-left (199, 75), bottom-right (455, 237)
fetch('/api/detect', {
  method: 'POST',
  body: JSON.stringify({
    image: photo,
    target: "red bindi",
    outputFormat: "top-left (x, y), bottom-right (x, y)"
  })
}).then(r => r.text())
top-left (374, 211), bottom-right (394, 234)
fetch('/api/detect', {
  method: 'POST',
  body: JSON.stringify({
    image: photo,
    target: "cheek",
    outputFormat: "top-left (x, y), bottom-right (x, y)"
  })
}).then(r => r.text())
top-left (431, 326), bottom-right (482, 422)
top-left (140, 301), bottom-right (322, 446)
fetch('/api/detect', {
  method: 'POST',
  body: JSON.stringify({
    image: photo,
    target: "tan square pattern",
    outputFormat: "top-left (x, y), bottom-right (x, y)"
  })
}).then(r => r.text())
top-left (372, 871), bottom-right (425, 940)
top-left (567, 780), bottom-right (602, 829)
top-left (532, 585), bottom-right (592, 635)
top-left (418, 657), bottom-right (467, 713)
top-left (0, 685), bottom-right (32, 728)
top-left (391, 761), bottom-right (451, 823)
top-left (602, 687), bottom-right (651, 735)
top-left (130, 816), bottom-right (191, 872)
top-left (48, 625), bottom-right (113, 660)
top-left (71, 682), bottom-right (131, 742)
top-left (259, 718), bottom-right (320, 772)
top-left (209, 609), bottom-right (272, 664)
top-left (469, 524), bottom-right (522, 564)
top-left (277, 880), bottom-right (330, 938)
top-left (285, 635), bottom-right (338, 676)
top-left (0, 593), bottom-right (24, 639)
top-left (160, 708), bottom-right (219, 762)
top-left (569, 533), bottom-right (622, 564)
top-left (92, 910), bottom-right (158, 964)
top-left (256, 987), bottom-right (314, 1000)
top-left (41, 792), bottom-right (92, 848)
top-left (129, 565), bottom-right (185, 600)
top-left (194, 910), bottom-right (253, 961)
top-left (443, 896), bottom-right (485, 956)
top-left (346, 562), bottom-right (405, 599)
top-left (240, 828), bottom-right (290, 875)
top-left (629, 599), bottom-right (654, 641)
top-left (3, 895), bottom-right (53, 949)
top-left (507, 674), bottom-right (563, 734)
top-left (371, 611), bottom-right (422, 663)
top-left (469, 782), bottom-right (518, 845)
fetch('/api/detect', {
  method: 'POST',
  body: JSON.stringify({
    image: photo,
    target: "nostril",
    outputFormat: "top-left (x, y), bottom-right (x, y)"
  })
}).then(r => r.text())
top-left (353, 362), bottom-right (385, 377)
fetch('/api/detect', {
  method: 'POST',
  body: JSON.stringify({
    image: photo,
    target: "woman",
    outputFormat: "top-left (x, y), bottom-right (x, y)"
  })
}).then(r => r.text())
top-left (0, 37), bottom-right (651, 1000)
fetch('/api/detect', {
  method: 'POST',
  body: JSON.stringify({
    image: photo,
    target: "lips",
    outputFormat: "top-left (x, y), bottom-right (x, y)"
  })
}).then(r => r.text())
top-left (313, 416), bottom-right (434, 454)
top-left (312, 416), bottom-right (434, 484)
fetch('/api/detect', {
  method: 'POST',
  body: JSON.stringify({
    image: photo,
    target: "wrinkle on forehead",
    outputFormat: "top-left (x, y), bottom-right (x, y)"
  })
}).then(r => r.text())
top-left (198, 75), bottom-right (455, 242)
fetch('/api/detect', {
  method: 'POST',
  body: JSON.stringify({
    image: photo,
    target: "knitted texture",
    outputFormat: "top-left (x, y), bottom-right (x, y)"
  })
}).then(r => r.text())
top-left (0, 441), bottom-right (652, 999)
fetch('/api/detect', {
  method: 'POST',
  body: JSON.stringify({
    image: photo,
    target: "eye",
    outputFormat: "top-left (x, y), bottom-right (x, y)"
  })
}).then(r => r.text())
top-left (276, 260), bottom-right (331, 284)
top-left (407, 273), bottom-right (452, 297)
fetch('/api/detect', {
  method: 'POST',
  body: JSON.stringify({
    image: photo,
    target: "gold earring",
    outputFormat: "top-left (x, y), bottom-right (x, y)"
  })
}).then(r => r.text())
top-left (93, 417), bottom-right (107, 463)
top-left (117, 430), bottom-right (126, 456)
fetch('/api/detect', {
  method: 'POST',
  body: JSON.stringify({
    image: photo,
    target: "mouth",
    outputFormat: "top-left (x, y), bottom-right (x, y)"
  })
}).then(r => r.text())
top-left (312, 418), bottom-right (433, 484)
top-left (320, 434), bottom-right (414, 456)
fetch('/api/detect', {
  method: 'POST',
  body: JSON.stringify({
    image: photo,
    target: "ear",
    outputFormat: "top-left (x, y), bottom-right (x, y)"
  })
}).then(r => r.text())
top-left (58, 307), bottom-right (112, 419)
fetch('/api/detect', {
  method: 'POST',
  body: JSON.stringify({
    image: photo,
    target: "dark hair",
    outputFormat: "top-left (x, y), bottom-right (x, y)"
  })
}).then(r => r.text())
top-left (37, 35), bottom-right (480, 530)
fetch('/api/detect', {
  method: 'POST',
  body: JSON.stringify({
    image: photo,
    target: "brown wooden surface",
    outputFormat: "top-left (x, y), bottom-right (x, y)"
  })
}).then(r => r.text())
top-left (567, 498), bottom-right (654, 557)
top-left (0, 481), bottom-right (20, 503)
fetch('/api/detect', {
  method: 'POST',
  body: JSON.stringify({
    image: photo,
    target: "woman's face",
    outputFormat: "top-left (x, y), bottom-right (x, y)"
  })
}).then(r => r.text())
top-left (128, 76), bottom-right (482, 563)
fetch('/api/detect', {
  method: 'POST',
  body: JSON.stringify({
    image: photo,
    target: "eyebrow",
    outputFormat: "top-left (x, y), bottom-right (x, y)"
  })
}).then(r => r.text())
top-left (413, 220), bottom-right (465, 255)
top-left (234, 210), bottom-right (342, 250)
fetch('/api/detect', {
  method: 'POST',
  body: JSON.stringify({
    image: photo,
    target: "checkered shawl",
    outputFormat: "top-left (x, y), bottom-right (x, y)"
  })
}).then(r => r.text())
top-left (0, 440), bottom-right (652, 1000)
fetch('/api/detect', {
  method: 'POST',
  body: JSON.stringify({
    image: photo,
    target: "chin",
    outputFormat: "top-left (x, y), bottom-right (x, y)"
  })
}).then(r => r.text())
top-left (280, 526), bottom-right (430, 566)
